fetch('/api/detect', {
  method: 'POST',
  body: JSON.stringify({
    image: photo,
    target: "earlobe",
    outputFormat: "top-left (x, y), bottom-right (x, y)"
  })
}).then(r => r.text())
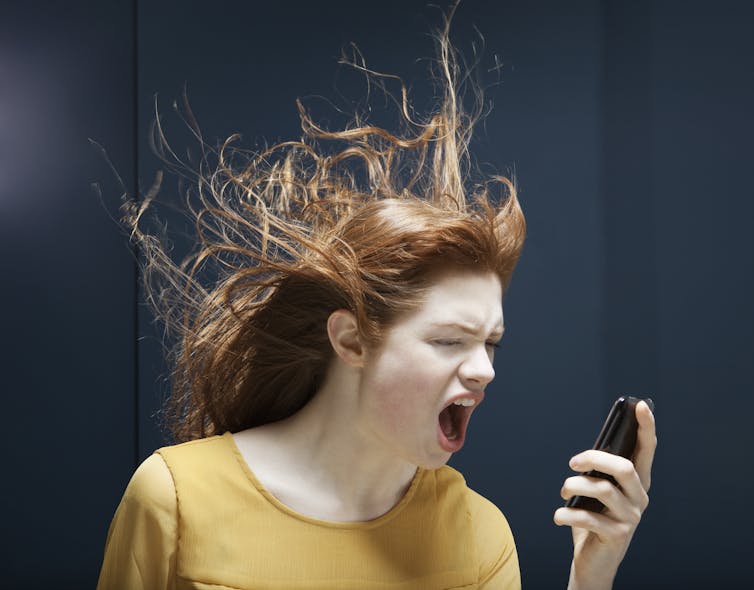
top-left (327, 310), bottom-right (365, 368)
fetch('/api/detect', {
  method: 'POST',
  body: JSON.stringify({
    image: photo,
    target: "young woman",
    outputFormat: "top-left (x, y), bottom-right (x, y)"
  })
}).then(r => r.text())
top-left (97, 14), bottom-right (656, 590)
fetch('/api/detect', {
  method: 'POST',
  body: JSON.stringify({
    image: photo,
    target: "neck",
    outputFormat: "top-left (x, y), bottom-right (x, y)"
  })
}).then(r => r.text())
top-left (235, 361), bottom-right (418, 522)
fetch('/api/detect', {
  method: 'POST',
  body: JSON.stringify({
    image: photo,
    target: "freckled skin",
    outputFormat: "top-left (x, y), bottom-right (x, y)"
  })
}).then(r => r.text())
top-left (356, 270), bottom-right (504, 470)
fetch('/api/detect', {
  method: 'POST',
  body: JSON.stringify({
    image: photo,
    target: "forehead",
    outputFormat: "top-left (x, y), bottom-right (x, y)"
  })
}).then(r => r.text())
top-left (393, 270), bottom-right (504, 332)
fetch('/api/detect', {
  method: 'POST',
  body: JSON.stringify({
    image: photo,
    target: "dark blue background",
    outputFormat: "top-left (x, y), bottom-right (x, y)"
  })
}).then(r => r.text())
top-left (2, 1), bottom-right (752, 588)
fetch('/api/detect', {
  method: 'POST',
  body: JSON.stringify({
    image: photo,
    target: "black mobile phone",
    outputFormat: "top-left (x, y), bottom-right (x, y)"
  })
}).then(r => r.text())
top-left (565, 396), bottom-right (654, 513)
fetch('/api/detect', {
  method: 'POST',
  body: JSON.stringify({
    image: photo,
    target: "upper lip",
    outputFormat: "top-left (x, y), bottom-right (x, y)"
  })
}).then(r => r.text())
top-left (441, 391), bottom-right (485, 411)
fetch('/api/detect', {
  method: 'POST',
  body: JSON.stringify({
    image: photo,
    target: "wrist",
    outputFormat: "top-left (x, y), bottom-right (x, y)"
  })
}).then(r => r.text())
top-left (566, 560), bottom-right (616, 590)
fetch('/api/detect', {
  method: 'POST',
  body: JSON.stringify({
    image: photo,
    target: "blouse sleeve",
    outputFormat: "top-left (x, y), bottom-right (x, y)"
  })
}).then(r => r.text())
top-left (96, 453), bottom-right (178, 590)
top-left (466, 488), bottom-right (521, 590)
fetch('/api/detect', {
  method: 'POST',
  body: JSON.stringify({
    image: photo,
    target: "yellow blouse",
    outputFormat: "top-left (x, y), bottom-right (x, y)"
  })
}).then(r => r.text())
top-left (97, 432), bottom-right (520, 589)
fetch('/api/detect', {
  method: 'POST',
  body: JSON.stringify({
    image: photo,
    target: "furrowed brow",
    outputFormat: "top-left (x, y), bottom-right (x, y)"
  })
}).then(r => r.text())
top-left (430, 321), bottom-right (505, 337)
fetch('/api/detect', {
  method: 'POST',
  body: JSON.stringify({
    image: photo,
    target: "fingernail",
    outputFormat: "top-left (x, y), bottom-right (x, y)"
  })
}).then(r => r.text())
top-left (569, 456), bottom-right (582, 470)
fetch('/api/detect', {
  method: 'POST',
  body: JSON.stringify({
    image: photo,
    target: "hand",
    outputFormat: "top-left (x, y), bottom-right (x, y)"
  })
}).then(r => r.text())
top-left (554, 400), bottom-right (657, 590)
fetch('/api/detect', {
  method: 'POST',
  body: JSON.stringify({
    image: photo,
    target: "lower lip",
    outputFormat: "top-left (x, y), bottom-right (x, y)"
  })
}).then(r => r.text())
top-left (436, 421), bottom-right (465, 453)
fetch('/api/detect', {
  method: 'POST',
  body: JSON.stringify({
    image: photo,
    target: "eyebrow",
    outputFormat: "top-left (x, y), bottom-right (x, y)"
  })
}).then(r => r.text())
top-left (429, 321), bottom-right (505, 337)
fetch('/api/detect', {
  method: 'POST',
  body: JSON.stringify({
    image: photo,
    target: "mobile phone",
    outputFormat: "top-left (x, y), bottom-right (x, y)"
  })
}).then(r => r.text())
top-left (565, 395), bottom-right (654, 513)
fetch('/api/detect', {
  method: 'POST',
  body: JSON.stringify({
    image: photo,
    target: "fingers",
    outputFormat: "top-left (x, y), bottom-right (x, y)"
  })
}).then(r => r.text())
top-left (568, 451), bottom-right (648, 512)
top-left (556, 404), bottom-right (657, 578)
top-left (560, 473), bottom-right (647, 521)
top-left (633, 400), bottom-right (657, 490)
top-left (554, 505), bottom-right (636, 548)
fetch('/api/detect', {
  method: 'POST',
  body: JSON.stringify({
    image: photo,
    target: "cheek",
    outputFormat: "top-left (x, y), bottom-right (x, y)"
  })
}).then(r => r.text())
top-left (368, 352), bottom-right (444, 429)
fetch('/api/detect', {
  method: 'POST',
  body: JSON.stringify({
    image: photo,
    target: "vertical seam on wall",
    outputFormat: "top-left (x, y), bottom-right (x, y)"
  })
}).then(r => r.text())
top-left (132, 0), bottom-right (140, 471)
top-left (599, 0), bottom-right (609, 406)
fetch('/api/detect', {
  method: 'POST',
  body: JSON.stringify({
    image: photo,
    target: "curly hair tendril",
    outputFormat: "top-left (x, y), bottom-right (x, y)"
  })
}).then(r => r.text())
top-left (124, 6), bottom-right (526, 442)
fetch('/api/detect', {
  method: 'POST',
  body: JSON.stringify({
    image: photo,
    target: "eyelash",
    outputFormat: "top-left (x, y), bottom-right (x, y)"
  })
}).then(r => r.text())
top-left (433, 339), bottom-right (500, 349)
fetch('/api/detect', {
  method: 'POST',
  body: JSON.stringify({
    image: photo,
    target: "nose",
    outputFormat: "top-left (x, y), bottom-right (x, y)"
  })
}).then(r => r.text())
top-left (458, 345), bottom-right (496, 390)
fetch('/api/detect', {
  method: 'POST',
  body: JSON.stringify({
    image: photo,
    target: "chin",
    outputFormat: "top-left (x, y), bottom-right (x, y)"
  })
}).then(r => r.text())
top-left (416, 451), bottom-right (453, 471)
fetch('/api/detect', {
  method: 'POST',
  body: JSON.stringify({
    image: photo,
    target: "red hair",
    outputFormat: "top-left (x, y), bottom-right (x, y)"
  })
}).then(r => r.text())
top-left (125, 16), bottom-right (526, 441)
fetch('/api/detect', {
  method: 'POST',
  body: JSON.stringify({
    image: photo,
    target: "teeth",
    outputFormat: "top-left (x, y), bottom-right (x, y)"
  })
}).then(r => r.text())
top-left (453, 398), bottom-right (475, 407)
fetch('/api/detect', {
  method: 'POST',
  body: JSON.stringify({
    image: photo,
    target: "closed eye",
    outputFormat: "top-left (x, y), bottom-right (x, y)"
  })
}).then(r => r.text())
top-left (433, 339), bottom-right (463, 346)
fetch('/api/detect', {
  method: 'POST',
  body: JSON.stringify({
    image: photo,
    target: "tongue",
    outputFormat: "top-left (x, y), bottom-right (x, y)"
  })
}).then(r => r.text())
top-left (439, 406), bottom-right (455, 437)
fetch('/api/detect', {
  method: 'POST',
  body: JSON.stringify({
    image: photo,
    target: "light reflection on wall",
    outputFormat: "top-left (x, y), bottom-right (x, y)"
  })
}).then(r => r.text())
top-left (0, 36), bottom-right (78, 232)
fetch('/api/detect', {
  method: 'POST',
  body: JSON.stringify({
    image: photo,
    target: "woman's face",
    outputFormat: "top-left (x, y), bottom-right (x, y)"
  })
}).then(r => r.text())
top-left (357, 269), bottom-right (504, 469)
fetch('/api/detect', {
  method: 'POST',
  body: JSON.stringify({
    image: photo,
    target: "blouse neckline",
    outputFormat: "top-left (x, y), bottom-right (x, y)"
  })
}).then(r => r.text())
top-left (222, 431), bottom-right (427, 530)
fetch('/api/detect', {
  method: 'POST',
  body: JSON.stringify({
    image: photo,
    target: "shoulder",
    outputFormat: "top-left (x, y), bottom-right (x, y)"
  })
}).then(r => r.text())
top-left (434, 465), bottom-right (513, 533)
top-left (124, 435), bottom-right (229, 518)
top-left (156, 433), bottom-right (228, 468)
top-left (121, 453), bottom-right (177, 520)
top-left (152, 434), bottom-right (253, 515)
top-left (98, 454), bottom-right (178, 589)
top-left (120, 436), bottom-right (227, 510)
top-left (435, 466), bottom-right (519, 586)
top-left (464, 484), bottom-right (511, 530)
top-left (430, 463), bottom-right (471, 502)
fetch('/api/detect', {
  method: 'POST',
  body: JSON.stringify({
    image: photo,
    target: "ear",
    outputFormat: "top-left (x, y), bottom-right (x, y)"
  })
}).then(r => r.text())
top-left (327, 310), bottom-right (365, 368)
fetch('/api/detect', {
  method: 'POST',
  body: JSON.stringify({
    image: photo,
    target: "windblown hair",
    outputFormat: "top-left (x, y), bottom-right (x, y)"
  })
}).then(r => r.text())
top-left (126, 12), bottom-right (526, 443)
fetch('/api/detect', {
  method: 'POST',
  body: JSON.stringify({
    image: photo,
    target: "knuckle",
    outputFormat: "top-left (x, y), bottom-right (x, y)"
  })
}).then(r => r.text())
top-left (616, 522), bottom-right (633, 543)
top-left (597, 479), bottom-right (616, 499)
top-left (628, 506), bottom-right (642, 526)
top-left (582, 449), bottom-right (599, 462)
top-left (617, 460), bottom-right (635, 480)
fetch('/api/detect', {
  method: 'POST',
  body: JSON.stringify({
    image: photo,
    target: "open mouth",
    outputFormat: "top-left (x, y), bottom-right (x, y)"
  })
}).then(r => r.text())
top-left (437, 394), bottom-right (483, 452)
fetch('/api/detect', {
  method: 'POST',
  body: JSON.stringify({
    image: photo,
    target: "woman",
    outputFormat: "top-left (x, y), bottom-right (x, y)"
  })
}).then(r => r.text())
top-left (97, 13), bottom-right (656, 590)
